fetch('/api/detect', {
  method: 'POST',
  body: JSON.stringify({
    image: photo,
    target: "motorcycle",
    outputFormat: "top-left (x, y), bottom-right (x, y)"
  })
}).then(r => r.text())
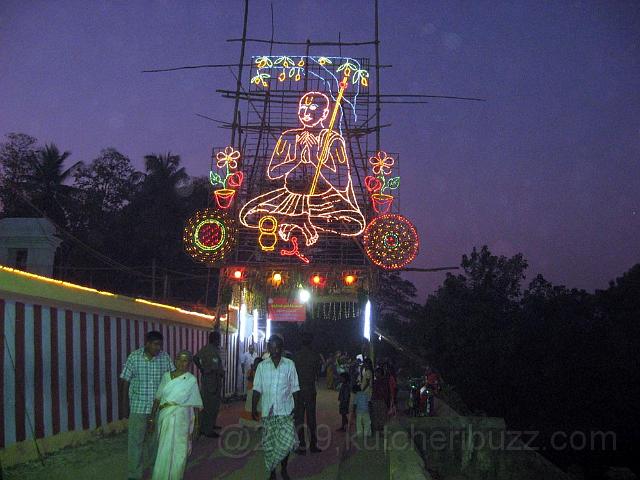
top-left (419, 384), bottom-right (434, 417)
top-left (407, 377), bottom-right (422, 417)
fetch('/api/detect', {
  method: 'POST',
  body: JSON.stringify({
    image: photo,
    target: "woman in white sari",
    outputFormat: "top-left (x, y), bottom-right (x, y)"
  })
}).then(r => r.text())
top-left (149, 350), bottom-right (203, 480)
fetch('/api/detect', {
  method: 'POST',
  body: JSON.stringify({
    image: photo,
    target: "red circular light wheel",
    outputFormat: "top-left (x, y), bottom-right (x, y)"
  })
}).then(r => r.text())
top-left (363, 214), bottom-right (419, 270)
top-left (183, 208), bottom-right (236, 264)
top-left (197, 223), bottom-right (223, 249)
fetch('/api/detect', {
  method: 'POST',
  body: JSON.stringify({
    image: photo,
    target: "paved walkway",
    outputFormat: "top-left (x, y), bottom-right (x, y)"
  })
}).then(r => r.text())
top-left (5, 387), bottom-right (390, 480)
top-left (185, 386), bottom-right (389, 480)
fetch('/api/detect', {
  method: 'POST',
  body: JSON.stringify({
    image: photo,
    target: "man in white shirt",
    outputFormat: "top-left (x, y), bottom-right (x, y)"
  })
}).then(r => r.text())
top-left (241, 344), bottom-right (258, 391)
top-left (252, 335), bottom-right (300, 480)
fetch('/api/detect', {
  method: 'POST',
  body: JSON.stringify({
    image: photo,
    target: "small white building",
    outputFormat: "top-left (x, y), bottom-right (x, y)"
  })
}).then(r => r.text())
top-left (0, 217), bottom-right (62, 276)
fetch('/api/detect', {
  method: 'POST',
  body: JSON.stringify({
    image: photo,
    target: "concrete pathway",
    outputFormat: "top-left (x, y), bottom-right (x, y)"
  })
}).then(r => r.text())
top-left (5, 386), bottom-right (390, 480)
top-left (185, 386), bottom-right (389, 480)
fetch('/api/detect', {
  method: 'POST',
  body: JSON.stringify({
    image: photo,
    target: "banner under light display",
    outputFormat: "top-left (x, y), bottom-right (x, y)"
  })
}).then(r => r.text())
top-left (267, 297), bottom-right (306, 323)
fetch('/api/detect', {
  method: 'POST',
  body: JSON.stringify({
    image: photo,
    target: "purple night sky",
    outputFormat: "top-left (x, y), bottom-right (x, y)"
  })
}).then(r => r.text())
top-left (1, 1), bottom-right (638, 298)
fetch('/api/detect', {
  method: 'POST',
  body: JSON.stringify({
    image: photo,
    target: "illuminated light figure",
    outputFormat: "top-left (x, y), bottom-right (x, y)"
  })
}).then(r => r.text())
top-left (363, 214), bottom-right (419, 270)
top-left (258, 215), bottom-right (278, 252)
top-left (210, 146), bottom-right (244, 209)
top-left (366, 151), bottom-right (400, 215)
top-left (233, 269), bottom-right (243, 280)
top-left (239, 90), bottom-right (365, 255)
top-left (280, 236), bottom-right (310, 264)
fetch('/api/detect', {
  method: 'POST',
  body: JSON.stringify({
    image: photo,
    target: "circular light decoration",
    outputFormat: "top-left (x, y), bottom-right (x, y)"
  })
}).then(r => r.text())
top-left (184, 208), bottom-right (236, 264)
top-left (363, 214), bottom-right (419, 270)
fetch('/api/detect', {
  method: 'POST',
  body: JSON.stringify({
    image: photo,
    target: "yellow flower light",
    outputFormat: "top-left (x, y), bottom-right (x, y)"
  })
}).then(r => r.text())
top-left (369, 151), bottom-right (395, 176)
top-left (216, 146), bottom-right (241, 169)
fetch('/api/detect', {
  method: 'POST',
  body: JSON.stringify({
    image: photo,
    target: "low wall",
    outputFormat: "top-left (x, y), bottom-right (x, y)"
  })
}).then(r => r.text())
top-left (401, 408), bottom-right (570, 480)
top-left (0, 265), bottom-right (259, 467)
top-left (387, 424), bottom-right (432, 480)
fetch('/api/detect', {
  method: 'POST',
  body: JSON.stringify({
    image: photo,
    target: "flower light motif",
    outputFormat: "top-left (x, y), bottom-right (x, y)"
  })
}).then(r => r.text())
top-left (256, 56), bottom-right (273, 68)
top-left (369, 151), bottom-right (395, 176)
top-left (367, 151), bottom-right (400, 214)
top-left (337, 61), bottom-right (358, 74)
top-left (274, 56), bottom-right (295, 68)
top-left (211, 146), bottom-right (243, 209)
top-left (353, 69), bottom-right (369, 87)
top-left (251, 72), bottom-right (270, 87)
top-left (216, 146), bottom-right (240, 170)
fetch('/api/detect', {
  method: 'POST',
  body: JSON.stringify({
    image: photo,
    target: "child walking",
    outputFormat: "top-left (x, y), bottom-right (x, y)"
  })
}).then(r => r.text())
top-left (337, 372), bottom-right (350, 431)
top-left (351, 383), bottom-right (371, 436)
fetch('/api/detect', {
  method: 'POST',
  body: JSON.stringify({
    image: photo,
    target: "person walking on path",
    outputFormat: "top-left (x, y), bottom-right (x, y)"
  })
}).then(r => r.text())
top-left (360, 358), bottom-right (374, 398)
top-left (252, 335), bottom-right (300, 480)
top-left (149, 350), bottom-right (203, 480)
top-left (119, 330), bottom-right (174, 480)
top-left (293, 332), bottom-right (323, 454)
top-left (194, 331), bottom-right (225, 438)
top-left (351, 383), bottom-right (371, 437)
top-left (241, 343), bottom-right (258, 391)
top-left (387, 363), bottom-right (398, 417)
top-left (325, 353), bottom-right (336, 390)
top-left (239, 357), bottom-right (262, 428)
top-left (371, 366), bottom-right (390, 432)
top-left (337, 372), bottom-right (351, 432)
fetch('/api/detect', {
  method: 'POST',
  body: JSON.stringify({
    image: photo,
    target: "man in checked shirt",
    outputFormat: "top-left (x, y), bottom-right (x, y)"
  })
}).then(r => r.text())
top-left (119, 330), bottom-right (174, 480)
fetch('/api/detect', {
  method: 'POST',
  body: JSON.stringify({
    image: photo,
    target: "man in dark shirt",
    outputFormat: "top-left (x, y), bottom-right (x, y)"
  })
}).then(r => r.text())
top-left (293, 332), bottom-right (322, 454)
top-left (194, 331), bottom-right (225, 438)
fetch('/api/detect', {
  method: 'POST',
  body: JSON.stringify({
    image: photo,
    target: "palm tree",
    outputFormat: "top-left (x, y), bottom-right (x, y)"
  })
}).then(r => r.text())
top-left (142, 152), bottom-right (188, 194)
top-left (25, 143), bottom-right (82, 226)
top-left (119, 153), bottom-right (191, 293)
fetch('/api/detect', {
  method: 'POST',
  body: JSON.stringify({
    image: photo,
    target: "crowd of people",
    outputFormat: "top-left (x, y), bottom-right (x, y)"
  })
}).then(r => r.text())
top-left (118, 330), bottom-right (432, 480)
top-left (324, 353), bottom-right (399, 436)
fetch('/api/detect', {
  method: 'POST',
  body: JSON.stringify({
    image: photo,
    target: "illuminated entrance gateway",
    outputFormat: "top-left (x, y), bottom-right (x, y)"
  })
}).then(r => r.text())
top-left (182, 3), bottom-right (426, 353)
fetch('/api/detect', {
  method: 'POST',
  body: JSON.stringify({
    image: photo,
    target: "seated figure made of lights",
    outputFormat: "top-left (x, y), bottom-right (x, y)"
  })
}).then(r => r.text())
top-left (239, 90), bottom-right (365, 262)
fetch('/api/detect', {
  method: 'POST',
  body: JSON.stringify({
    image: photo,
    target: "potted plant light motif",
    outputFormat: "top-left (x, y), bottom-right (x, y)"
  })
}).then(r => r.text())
top-left (366, 151), bottom-right (400, 214)
top-left (210, 146), bottom-right (244, 209)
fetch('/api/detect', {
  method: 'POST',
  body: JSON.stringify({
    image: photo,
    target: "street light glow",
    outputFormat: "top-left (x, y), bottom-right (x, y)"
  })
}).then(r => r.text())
top-left (253, 308), bottom-right (259, 343)
top-left (364, 300), bottom-right (371, 340)
top-left (239, 303), bottom-right (247, 338)
top-left (299, 288), bottom-right (310, 303)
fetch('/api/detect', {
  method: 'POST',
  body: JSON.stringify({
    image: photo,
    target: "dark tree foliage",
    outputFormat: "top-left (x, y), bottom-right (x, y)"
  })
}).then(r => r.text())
top-left (0, 134), bottom-right (214, 304)
top-left (0, 134), bottom-right (81, 226)
top-left (73, 148), bottom-right (142, 214)
top-left (383, 245), bottom-right (639, 474)
top-left (0, 133), bottom-right (39, 217)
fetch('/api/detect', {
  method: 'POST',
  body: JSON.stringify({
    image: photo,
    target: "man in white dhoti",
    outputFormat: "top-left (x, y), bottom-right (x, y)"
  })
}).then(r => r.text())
top-left (148, 350), bottom-right (203, 480)
top-left (252, 335), bottom-right (300, 480)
